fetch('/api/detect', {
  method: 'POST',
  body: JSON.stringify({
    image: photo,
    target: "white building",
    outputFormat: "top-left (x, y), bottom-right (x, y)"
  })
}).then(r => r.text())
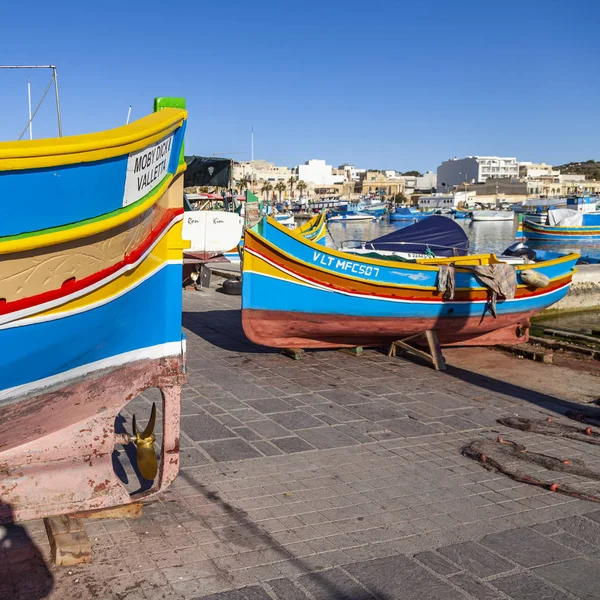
top-left (338, 164), bottom-right (366, 182)
top-left (296, 159), bottom-right (344, 185)
top-left (437, 156), bottom-right (519, 191)
top-left (383, 170), bottom-right (402, 179)
top-left (416, 171), bottom-right (437, 191)
top-left (233, 160), bottom-right (291, 183)
top-left (518, 162), bottom-right (559, 179)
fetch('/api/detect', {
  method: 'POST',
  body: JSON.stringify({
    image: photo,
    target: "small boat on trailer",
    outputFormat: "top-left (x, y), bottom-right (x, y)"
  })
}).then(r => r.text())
top-left (241, 216), bottom-right (579, 349)
top-left (0, 98), bottom-right (188, 523)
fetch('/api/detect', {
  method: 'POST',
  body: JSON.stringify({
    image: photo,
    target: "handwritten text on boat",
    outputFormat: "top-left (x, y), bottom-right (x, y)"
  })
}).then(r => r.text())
top-left (123, 134), bottom-right (174, 206)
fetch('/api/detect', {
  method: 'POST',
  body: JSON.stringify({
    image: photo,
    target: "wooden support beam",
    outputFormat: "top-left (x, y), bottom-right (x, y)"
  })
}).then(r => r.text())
top-left (71, 502), bottom-right (143, 520)
top-left (44, 515), bottom-right (91, 566)
top-left (388, 330), bottom-right (447, 371)
top-left (281, 348), bottom-right (304, 361)
top-left (340, 346), bottom-right (364, 356)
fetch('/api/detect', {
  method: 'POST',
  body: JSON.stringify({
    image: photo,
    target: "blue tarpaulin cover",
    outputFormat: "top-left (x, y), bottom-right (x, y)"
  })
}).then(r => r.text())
top-left (369, 216), bottom-right (469, 257)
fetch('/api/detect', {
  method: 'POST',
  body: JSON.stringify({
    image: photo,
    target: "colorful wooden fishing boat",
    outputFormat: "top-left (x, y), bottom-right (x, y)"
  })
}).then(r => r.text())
top-left (241, 217), bottom-right (579, 349)
top-left (523, 213), bottom-right (600, 241)
top-left (0, 97), bottom-right (188, 523)
top-left (224, 213), bottom-right (327, 263)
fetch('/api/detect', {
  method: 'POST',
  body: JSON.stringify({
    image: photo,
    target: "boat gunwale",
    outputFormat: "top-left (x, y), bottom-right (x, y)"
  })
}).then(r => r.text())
top-left (254, 216), bottom-right (580, 273)
top-left (244, 244), bottom-right (574, 300)
top-left (0, 108), bottom-right (187, 170)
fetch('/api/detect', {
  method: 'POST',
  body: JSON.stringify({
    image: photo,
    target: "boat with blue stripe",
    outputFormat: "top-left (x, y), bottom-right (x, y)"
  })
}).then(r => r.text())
top-left (241, 216), bottom-right (579, 349)
top-left (0, 97), bottom-right (188, 523)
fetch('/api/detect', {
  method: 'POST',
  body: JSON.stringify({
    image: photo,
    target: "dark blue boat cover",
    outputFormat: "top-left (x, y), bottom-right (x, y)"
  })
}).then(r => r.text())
top-left (369, 216), bottom-right (469, 257)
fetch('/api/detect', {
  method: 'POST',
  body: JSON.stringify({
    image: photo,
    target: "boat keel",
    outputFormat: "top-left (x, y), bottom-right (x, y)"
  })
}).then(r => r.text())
top-left (0, 357), bottom-right (183, 524)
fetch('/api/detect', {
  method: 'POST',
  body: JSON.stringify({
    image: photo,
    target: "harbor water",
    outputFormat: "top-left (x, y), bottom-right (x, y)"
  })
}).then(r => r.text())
top-left (325, 216), bottom-right (600, 259)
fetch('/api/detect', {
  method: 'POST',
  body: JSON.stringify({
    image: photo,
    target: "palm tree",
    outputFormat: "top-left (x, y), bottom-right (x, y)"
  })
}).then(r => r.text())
top-left (261, 181), bottom-right (273, 202)
top-left (274, 181), bottom-right (287, 203)
top-left (287, 176), bottom-right (297, 200)
top-left (296, 180), bottom-right (307, 198)
top-left (237, 176), bottom-right (251, 194)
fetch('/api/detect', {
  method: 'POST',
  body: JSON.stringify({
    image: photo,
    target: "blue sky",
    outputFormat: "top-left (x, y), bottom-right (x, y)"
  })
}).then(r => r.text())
top-left (1, 0), bottom-right (597, 172)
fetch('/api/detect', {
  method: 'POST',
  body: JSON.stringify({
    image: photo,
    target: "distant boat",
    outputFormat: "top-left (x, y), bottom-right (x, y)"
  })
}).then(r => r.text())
top-left (471, 210), bottom-right (515, 222)
top-left (388, 207), bottom-right (435, 222)
top-left (523, 208), bottom-right (600, 241)
top-left (328, 212), bottom-right (375, 222)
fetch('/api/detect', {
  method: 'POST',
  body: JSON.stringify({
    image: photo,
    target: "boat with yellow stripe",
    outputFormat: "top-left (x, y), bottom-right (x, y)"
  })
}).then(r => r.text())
top-left (241, 216), bottom-right (579, 349)
top-left (224, 213), bottom-right (327, 263)
top-left (0, 97), bottom-right (188, 523)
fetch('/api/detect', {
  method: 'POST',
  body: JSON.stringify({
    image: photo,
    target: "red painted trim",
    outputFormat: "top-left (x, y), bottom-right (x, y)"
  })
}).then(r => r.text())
top-left (1, 207), bottom-right (183, 317)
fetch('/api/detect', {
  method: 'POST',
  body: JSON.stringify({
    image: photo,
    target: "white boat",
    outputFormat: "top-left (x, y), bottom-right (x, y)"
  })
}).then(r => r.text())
top-left (182, 210), bottom-right (244, 260)
top-left (328, 212), bottom-right (375, 222)
top-left (273, 213), bottom-right (296, 228)
top-left (471, 210), bottom-right (515, 222)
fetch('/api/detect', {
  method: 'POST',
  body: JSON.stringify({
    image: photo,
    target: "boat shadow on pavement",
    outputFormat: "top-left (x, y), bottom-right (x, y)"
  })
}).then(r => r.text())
top-left (178, 470), bottom-right (390, 600)
top-left (0, 502), bottom-right (54, 600)
top-left (184, 308), bottom-right (593, 420)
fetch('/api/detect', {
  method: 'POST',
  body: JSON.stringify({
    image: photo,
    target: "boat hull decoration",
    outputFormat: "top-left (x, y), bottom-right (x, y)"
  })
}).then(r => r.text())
top-left (241, 217), bottom-right (578, 349)
top-left (0, 98), bottom-right (188, 523)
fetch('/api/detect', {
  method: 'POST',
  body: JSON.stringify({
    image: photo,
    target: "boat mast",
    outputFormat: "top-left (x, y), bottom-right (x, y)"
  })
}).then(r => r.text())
top-left (0, 65), bottom-right (63, 137)
top-left (27, 78), bottom-right (32, 140)
top-left (251, 125), bottom-right (254, 192)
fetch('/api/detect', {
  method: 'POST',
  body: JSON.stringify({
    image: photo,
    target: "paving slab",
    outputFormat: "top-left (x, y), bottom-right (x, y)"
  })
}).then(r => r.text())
top-left (10, 284), bottom-right (600, 600)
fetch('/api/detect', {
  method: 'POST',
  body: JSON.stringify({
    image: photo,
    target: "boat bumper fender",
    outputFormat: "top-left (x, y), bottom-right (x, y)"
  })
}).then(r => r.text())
top-left (520, 269), bottom-right (550, 288)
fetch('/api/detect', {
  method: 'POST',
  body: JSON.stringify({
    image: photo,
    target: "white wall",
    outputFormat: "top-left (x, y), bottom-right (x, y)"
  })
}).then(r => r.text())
top-left (297, 159), bottom-right (336, 185)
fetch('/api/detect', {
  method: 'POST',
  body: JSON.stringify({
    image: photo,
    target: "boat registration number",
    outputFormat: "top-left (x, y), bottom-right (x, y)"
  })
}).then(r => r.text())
top-left (313, 251), bottom-right (380, 277)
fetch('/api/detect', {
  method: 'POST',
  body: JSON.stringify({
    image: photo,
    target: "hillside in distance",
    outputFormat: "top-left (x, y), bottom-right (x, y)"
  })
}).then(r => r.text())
top-left (556, 159), bottom-right (600, 180)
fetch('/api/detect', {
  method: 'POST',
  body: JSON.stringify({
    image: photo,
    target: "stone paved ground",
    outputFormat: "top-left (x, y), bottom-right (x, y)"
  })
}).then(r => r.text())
top-left (3, 283), bottom-right (600, 600)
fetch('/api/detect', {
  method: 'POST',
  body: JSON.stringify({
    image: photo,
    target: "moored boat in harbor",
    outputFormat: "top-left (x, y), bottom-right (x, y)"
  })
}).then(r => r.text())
top-left (471, 210), bottom-right (515, 222)
top-left (0, 97), bottom-right (188, 523)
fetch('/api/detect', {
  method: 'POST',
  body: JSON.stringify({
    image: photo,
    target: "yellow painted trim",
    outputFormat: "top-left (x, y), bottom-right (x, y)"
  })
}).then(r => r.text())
top-left (264, 217), bottom-right (578, 272)
top-left (248, 242), bottom-right (574, 293)
top-left (0, 108), bottom-right (187, 171)
top-left (251, 219), bottom-right (578, 290)
top-left (0, 174), bottom-right (177, 255)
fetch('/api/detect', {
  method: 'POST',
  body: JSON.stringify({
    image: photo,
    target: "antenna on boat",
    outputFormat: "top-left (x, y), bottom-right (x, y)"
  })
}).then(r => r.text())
top-left (126, 105), bottom-right (132, 125)
top-left (0, 65), bottom-right (63, 138)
